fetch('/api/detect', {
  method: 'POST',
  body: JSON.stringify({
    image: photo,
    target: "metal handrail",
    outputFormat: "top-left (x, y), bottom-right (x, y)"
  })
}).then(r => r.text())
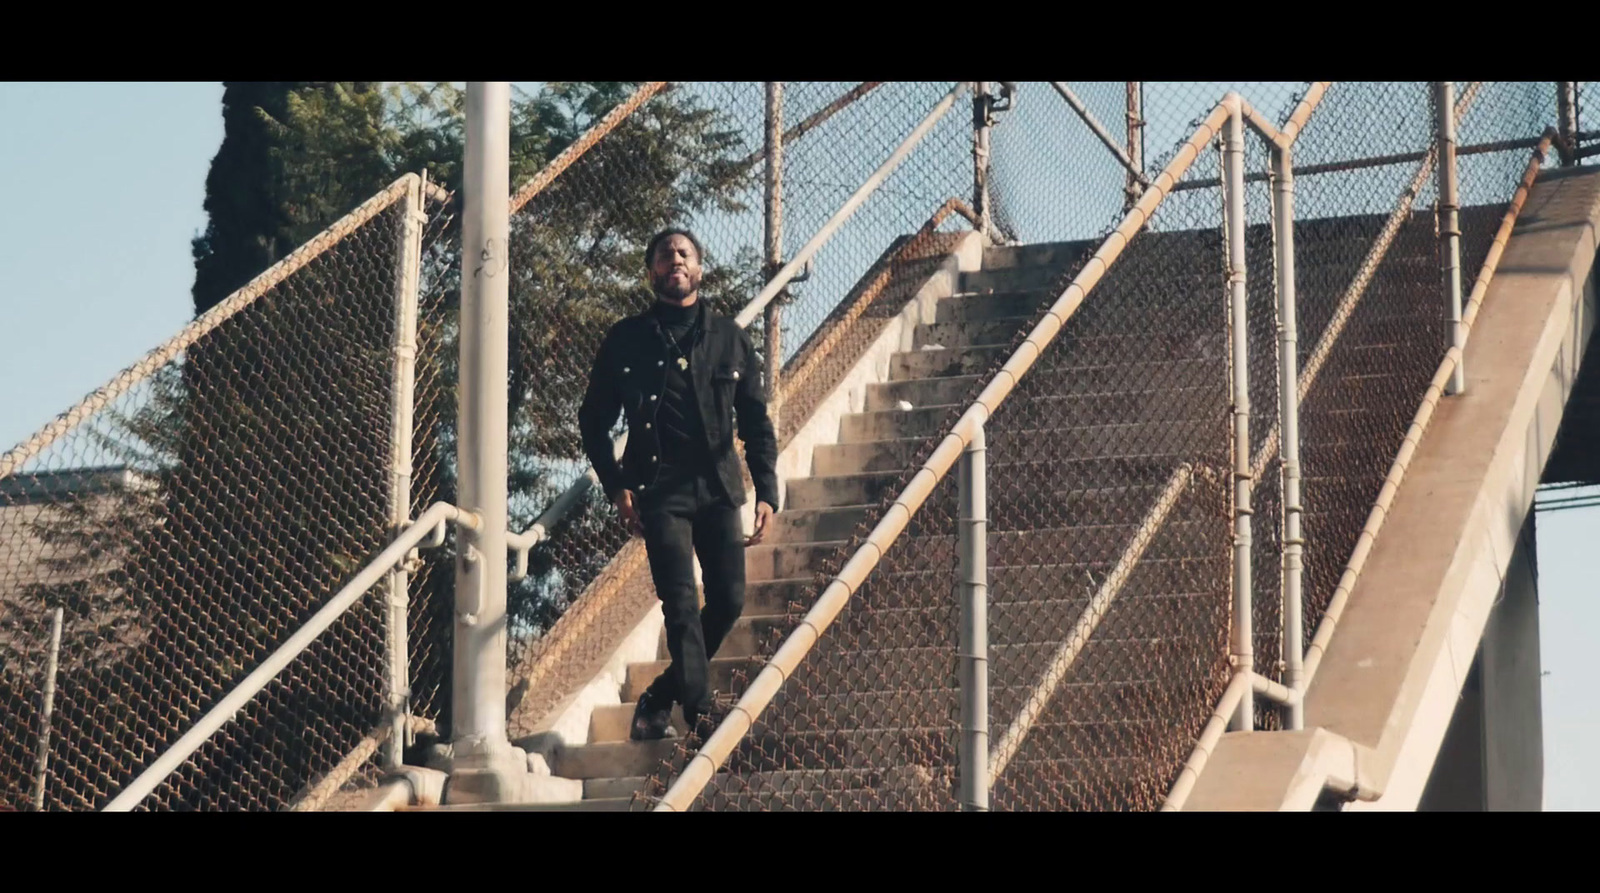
top-left (1161, 128), bottom-right (1556, 812)
top-left (102, 501), bottom-right (475, 811)
top-left (503, 82), bottom-right (973, 574)
top-left (652, 93), bottom-right (1250, 812)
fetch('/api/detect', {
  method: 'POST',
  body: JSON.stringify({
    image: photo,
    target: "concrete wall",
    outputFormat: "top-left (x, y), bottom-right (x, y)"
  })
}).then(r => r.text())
top-left (1417, 511), bottom-right (1543, 811)
top-left (1183, 166), bottom-right (1600, 812)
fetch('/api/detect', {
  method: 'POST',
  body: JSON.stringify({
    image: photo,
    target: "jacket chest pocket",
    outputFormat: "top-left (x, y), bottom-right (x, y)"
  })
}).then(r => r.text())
top-left (710, 365), bottom-right (740, 431)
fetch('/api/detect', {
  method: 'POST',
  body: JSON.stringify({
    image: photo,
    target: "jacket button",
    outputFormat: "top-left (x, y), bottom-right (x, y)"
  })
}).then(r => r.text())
top-left (658, 360), bottom-right (664, 367)
top-left (733, 370), bottom-right (740, 380)
top-left (652, 455), bottom-right (657, 462)
top-left (645, 422), bottom-right (652, 429)
top-left (650, 395), bottom-right (657, 401)
top-left (623, 366), bottom-right (630, 373)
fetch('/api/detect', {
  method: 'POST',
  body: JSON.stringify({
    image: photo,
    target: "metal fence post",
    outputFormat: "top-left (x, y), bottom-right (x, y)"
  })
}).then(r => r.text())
top-left (1558, 82), bottom-right (1579, 165)
top-left (764, 82), bottom-right (786, 439)
top-left (959, 423), bottom-right (989, 811)
top-left (31, 607), bottom-right (63, 811)
top-left (1126, 82), bottom-right (1145, 210)
top-left (384, 173), bottom-right (425, 770)
top-left (1271, 144), bottom-right (1305, 731)
top-left (1223, 96), bottom-right (1254, 732)
top-left (973, 81), bottom-right (994, 242)
top-left (448, 81), bottom-right (524, 803)
top-left (1435, 82), bottom-right (1466, 396)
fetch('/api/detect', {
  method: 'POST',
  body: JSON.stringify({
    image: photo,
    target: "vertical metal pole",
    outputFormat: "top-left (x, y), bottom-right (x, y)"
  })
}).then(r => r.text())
top-left (384, 174), bottom-right (425, 770)
top-left (959, 424), bottom-right (989, 811)
top-left (1272, 145), bottom-right (1305, 731)
top-left (973, 81), bottom-right (994, 242)
top-left (450, 82), bottom-right (520, 801)
top-left (1558, 82), bottom-right (1578, 166)
top-left (31, 607), bottom-right (63, 811)
top-left (763, 82), bottom-right (785, 440)
top-left (1223, 98), bottom-right (1254, 732)
top-left (1435, 82), bottom-right (1465, 396)
top-left (1126, 82), bottom-right (1145, 211)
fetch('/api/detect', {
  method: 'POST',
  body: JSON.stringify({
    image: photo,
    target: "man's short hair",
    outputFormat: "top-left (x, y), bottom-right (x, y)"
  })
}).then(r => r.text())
top-left (645, 228), bottom-right (706, 267)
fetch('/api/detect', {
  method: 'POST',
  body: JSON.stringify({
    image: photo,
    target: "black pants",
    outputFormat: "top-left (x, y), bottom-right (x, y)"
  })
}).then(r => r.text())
top-left (637, 464), bottom-right (746, 720)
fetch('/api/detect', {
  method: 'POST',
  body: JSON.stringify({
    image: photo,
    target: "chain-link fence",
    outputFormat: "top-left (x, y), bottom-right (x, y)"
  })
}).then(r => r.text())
top-left (467, 82), bottom-right (982, 742)
top-left (0, 179), bottom-right (423, 811)
top-left (1, 81), bottom-right (1573, 812)
top-left (619, 82), bottom-right (1570, 811)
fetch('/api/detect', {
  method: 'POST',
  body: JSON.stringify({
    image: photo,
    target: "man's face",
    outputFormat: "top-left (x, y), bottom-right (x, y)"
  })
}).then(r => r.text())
top-left (649, 234), bottom-right (702, 302)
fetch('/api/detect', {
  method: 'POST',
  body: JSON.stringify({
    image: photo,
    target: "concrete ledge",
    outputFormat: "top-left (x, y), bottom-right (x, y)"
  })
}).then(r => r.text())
top-left (1183, 729), bottom-right (1380, 811)
top-left (1183, 168), bottom-right (1600, 811)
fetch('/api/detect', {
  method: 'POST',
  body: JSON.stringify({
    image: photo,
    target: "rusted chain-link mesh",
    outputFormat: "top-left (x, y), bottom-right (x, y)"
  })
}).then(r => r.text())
top-left (437, 82), bottom-right (981, 742)
top-left (3, 81), bottom-right (1568, 812)
top-left (1286, 82), bottom-right (1527, 661)
top-left (0, 185), bottom-right (415, 811)
top-left (623, 82), bottom-right (1566, 811)
top-left (629, 92), bottom-right (1248, 812)
top-left (1579, 82), bottom-right (1596, 162)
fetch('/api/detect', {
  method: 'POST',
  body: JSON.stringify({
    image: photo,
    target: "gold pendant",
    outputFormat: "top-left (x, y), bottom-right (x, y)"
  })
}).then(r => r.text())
top-left (677, 357), bottom-right (689, 371)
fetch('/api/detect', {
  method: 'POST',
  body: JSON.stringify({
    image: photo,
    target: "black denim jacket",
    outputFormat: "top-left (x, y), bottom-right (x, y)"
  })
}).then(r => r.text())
top-left (578, 299), bottom-right (780, 510)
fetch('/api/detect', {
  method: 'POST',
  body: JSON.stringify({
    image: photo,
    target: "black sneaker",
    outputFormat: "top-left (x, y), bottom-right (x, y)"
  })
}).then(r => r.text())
top-left (630, 691), bottom-right (677, 741)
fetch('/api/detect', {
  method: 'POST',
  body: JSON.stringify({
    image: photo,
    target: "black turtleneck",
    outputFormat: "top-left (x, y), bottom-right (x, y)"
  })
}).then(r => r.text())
top-left (651, 300), bottom-right (706, 470)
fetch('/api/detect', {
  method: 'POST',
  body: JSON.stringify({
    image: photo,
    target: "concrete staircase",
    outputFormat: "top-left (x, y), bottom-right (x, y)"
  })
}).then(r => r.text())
top-left (510, 241), bottom-right (1092, 810)
top-left (404, 201), bottom-right (1522, 812)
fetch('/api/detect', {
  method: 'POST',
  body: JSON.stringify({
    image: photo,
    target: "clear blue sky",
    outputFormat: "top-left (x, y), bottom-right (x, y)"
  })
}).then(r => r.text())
top-left (0, 82), bottom-right (1592, 809)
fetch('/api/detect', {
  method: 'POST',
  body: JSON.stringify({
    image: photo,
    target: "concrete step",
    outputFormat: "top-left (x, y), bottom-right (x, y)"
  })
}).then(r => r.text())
top-left (590, 698), bottom-right (690, 744)
top-left (865, 375), bottom-right (983, 412)
top-left (622, 657), bottom-right (763, 703)
top-left (584, 775), bottom-right (650, 799)
top-left (784, 470), bottom-right (903, 511)
top-left (812, 420), bottom-right (1219, 476)
top-left (656, 614), bottom-right (790, 661)
top-left (960, 265), bottom-right (1071, 294)
top-left (779, 588), bottom-right (1225, 658)
top-left (982, 241), bottom-right (1092, 270)
top-left (839, 404), bottom-right (961, 443)
top-left (891, 331), bottom-right (1228, 383)
top-left (811, 437), bottom-right (925, 476)
top-left (745, 539), bottom-right (850, 581)
top-left (1008, 359), bottom-right (1224, 397)
top-left (788, 635), bottom-right (1212, 696)
top-left (746, 577), bottom-right (820, 616)
top-left (994, 386), bottom-right (1225, 429)
top-left (892, 345), bottom-right (1009, 381)
top-left (936, 290), bottom-right (1054, 324)
top-left (766, 504), bottom-right (874, 544)
top-left (848, 556), bottom-right (1232, 612)
top-left (846, 386), bottom-right (1223, 442)
top-left (772, 677), bottom-right (1197, 734)
top-left (550, 736), bottom-right (684, 780)
top-left (913, 315), bottom-right (1037, 350)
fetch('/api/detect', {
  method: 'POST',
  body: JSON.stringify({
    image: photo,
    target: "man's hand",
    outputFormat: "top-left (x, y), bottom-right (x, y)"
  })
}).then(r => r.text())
top-left (613, 489), bottom-right (643, 538)
top-left (745, 501), bottom-right (775, 547)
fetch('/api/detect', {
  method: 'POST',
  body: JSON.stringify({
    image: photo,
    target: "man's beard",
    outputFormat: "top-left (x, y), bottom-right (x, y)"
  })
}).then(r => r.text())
top-left (652, 270), bottom-right (698, 302)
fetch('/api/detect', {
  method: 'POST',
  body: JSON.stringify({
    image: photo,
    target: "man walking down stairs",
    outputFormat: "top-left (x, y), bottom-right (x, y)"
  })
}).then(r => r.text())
top-left (578, 228), bottom-right (780, 745)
